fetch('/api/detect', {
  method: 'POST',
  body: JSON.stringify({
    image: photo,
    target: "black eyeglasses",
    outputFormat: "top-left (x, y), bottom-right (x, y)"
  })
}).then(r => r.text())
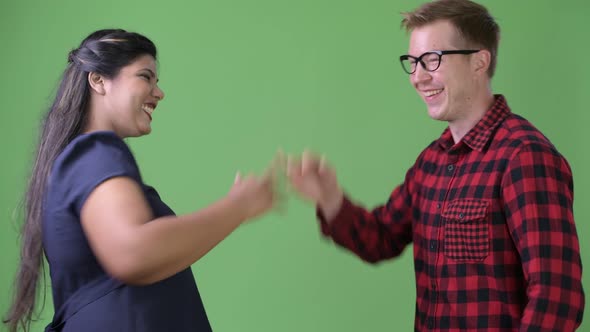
top-left (399, 50), bottom-right (480, 74)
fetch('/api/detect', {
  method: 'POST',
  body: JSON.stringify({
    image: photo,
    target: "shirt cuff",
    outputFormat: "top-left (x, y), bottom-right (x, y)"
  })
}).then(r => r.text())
top-left (316, 195), bottom-right (354, 237)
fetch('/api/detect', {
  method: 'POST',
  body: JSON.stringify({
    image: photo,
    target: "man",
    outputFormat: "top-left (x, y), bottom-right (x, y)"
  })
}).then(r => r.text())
top-left (287, 0), bottom-right (585, 330)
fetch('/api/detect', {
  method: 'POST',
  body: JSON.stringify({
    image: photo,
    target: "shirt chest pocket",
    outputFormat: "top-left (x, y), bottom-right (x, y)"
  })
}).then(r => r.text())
top-left (442, 199), bottom-right (490, 262)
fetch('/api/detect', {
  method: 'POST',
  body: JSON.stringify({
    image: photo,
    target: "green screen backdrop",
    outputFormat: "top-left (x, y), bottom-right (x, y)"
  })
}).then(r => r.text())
top-left (1, 0), bottom-right (588, 331)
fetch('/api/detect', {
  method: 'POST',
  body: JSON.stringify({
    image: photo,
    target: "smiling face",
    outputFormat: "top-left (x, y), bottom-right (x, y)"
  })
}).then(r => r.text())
top-left (88, 54), bottom-right (164, 138)
top-left (408, 20), bottom-right (479, 123)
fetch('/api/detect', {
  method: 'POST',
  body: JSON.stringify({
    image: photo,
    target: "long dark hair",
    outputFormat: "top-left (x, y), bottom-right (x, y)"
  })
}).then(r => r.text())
top-left (4, 29), bottom-right (157, 332)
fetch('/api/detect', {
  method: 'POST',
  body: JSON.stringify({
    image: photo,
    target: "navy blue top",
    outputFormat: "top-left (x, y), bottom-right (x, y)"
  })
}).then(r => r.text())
top-left (42, 131), bottom-right (211, 331)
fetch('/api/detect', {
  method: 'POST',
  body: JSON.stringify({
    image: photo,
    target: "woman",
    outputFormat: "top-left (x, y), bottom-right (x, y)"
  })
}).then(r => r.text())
top-left (4, 29), bottom-right (276, 332)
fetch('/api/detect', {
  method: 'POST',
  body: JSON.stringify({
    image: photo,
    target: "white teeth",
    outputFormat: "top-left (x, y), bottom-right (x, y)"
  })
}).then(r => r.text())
top-left (424, 89), bottom-right (443, 97)
top-left (141, 104), bottom-right (154, 115)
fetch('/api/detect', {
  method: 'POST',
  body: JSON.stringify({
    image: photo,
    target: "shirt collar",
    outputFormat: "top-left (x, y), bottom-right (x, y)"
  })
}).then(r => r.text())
top-left (437, 94), bottom-right (511, 152)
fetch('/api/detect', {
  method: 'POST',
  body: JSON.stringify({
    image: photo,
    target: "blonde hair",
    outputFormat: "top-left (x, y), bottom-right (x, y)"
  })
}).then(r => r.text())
top-left (401, 0), bottom-right (500, 77)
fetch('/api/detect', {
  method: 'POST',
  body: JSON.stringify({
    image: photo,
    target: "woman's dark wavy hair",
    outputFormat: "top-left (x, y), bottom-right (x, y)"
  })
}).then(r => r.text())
top-left (3, 28), bottom-right (156, 332)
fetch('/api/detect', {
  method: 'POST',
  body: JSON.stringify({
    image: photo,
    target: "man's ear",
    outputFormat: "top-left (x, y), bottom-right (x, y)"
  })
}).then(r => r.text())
top-left (473, 49), bottom-right (491, 76)
top-left (88, 72), bottom-right (106, 95)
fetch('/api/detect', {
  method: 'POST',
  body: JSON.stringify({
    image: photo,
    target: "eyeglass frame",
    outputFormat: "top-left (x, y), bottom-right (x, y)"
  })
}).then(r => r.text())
top-left (399, 49), bottom-right (480, 74)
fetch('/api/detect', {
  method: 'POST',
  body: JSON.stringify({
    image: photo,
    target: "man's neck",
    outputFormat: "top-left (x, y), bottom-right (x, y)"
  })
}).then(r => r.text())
top-left (448, 92), bottom-right (495, 144)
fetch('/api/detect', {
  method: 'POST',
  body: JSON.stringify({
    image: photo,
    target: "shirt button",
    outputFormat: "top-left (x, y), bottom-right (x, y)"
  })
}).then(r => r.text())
top-left (459, 212), bottom-right (464, 219)
top-left (447, 164), bottom-right (454, 171)
top-left (436, 203), bottom-right (441, 209)
top-left (429, 240), bottom-right (436, 251)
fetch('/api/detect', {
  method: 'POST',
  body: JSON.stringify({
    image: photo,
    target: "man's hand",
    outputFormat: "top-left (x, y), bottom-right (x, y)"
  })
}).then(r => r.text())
top-left (287, 150), bottom-right (344, 221)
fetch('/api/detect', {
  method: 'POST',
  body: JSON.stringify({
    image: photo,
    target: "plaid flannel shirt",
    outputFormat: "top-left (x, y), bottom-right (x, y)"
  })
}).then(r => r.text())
top-left (319, 95), bottom-right (584, 331)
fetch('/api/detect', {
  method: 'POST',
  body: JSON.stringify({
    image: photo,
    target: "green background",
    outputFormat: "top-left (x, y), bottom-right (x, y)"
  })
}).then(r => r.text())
top-left (1, 0), bottom-right (588, 331)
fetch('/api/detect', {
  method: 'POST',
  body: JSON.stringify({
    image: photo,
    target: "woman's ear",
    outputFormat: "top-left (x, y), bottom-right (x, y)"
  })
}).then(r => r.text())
top-left (88, 72), bottom-right (106, 95)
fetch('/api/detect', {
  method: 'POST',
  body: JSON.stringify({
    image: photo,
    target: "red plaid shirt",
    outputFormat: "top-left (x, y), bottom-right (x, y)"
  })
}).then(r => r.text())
top-left (318, 95), bottom-right (584, 331)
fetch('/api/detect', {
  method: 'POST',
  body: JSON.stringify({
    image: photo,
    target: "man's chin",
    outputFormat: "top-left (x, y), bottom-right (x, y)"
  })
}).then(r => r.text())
top-left (427, 108), bottom-right (447, 121)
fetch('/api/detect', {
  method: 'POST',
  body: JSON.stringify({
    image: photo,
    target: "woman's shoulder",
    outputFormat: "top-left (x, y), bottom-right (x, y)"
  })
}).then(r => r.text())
top-left (51, 131), bottom-right (140, 184)
top-left (65, 130), bottom-right (130, 156)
